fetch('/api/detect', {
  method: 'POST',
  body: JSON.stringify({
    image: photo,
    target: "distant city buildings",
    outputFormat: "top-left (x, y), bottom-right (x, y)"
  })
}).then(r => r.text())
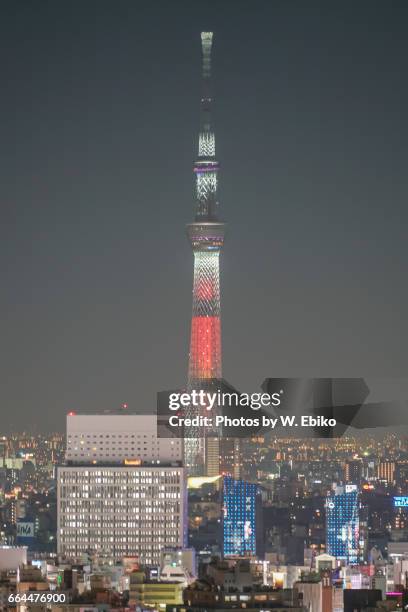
top-left (0, 433), bottom-right (62, 551)
top-left (0, 432), bottom-right (408, 609)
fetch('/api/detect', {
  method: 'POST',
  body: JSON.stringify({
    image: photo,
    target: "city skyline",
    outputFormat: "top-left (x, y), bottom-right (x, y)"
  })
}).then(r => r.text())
top-left (2, 0), bottom-right (408, 432)
top-left (2, 5), bottom-right (408, 610)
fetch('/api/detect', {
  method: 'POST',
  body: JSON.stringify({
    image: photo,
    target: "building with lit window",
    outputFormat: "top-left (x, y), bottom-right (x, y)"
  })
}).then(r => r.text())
top-left (66, 413), bottom-right (182, 464)
top-left (223, 476), bottom-right (261, 557)
top-left (326, 485), bottom-right (360, 565)
top-left (344, 460), bottom-right (363, 484)
top-left (220, 438), bottom-right (241, 479)
top-left (58, 413), bottom-right (187, 566)
top-left (377, 461), bottom-right (395, 484)
top-left (57, 464), bottom-right (186, 566)
top-left (128, 571), bottom-right (184, 607)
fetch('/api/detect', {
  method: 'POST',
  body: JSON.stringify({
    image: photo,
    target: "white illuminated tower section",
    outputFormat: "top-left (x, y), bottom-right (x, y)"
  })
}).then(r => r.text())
top-left (185, 32), bottom-right (225, 474)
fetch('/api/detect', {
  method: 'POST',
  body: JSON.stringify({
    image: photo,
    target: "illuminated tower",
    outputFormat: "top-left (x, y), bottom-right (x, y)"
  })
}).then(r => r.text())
top-left (185, 32), bottom-right (225, 473)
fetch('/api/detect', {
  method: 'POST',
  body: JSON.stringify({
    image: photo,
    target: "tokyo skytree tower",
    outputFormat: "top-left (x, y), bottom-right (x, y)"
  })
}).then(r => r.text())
top-left (185, 32), bottom-right (225, 473)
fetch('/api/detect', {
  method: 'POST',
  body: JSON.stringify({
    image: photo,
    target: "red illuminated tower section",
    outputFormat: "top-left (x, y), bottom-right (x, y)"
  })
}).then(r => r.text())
top-left (185, 32), bottom-right (225, 473)
top-left (187, 231), bottom-right (224, 382)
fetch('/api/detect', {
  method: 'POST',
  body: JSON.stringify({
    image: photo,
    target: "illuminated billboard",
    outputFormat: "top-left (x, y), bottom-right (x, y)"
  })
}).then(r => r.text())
top-left (394, 497), bottom-right (408, 507)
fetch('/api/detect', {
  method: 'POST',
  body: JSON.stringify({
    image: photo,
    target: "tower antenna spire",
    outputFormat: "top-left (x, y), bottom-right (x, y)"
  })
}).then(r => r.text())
top-left (200, 31), bottom-right (213, 132)
top-left (194, 31), bottom-right (219, 221)
top-left (201, 31), bottom-right (213, 79)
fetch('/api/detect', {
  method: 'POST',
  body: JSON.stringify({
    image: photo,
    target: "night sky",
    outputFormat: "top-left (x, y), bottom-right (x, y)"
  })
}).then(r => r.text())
top-left (2, 1), bottom-right (408, 432)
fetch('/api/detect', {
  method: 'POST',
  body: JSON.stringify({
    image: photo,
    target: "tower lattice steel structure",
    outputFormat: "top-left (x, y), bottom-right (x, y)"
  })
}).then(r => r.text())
top-left (185, 32), bottom-right (225, 473)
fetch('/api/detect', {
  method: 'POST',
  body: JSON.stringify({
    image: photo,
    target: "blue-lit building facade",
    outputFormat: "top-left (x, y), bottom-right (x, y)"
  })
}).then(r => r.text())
top-left (223, 477), bottom-right (260, 557)
top-left (326, 484), bottom-right (360, 564)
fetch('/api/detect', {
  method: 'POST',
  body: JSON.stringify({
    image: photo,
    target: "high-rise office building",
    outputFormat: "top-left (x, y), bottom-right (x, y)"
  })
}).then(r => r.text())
top-left (185, 32), bottom-right (225, 475)
top-left (326, 485), bottom-right (360, 565)
top-left (58, 413), bottom-right (187, 566)
top-left (220, 438), bottom-right (241, 479)
top-left (344, 460), bottom-right (363, 484)
top-left (58, 464), bottom-right (186, 566)
top-left (223, 476), bottom-right (261, 557)
top-left (205, 436), bottom-right (220, 477)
